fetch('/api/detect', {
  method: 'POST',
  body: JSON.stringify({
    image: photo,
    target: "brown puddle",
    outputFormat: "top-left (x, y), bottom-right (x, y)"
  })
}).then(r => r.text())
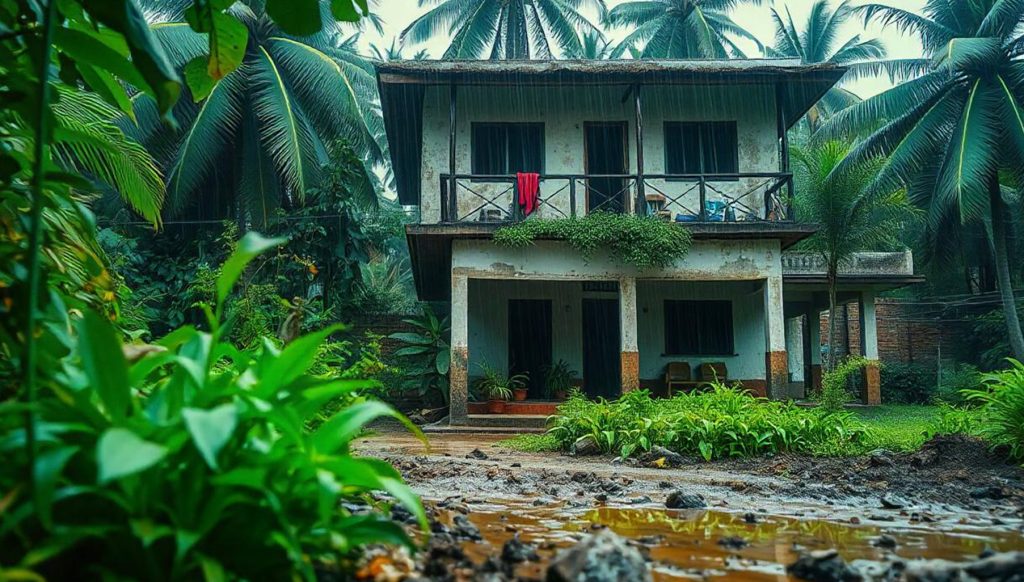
top-left (435, 500), bottom-right (1024, 580)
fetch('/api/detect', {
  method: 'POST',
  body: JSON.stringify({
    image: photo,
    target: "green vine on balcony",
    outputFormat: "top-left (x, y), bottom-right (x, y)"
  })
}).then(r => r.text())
top-left (493, 212), bottom-right (692, 269)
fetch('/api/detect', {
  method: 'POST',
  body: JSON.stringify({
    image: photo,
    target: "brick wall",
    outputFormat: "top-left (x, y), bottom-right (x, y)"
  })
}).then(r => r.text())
top-left (347, 315), bottom-right (421, 363)
top-left (819, 299), bottom-right (948, 364)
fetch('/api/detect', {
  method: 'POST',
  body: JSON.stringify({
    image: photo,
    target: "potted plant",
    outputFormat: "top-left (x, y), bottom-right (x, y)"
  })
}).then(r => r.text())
top-left (474, 364), bottom-right (528, 413)
top-left (512, 384), bottom-right (529, 401)
top-left (544, 359), bottom-right (577, 401)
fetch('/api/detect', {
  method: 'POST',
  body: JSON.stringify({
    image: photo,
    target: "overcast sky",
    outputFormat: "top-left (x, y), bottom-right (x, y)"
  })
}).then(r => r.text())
top-left (358, 0), bottom-right (927, 98)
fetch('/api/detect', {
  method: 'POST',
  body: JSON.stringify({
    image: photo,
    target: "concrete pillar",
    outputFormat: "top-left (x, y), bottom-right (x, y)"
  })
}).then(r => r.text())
top-left (859, 290), bottom-right (881, 405)
top-left (619, 277), bottom-right (639, 393)
top-left (763, 276), bottom-right (788, 399)
top-left (450, 275), bottom-right (469, 424)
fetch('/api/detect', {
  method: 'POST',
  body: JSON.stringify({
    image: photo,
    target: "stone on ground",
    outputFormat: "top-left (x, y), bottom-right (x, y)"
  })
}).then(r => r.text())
top-left (546, 530), bottom-right (651, 582)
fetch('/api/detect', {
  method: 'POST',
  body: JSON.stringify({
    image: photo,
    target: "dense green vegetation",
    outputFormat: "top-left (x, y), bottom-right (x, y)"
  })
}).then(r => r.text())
top-left (494, 212), bottom-right (693, 270)
top-left (548, 386), bottom-right (867, 460)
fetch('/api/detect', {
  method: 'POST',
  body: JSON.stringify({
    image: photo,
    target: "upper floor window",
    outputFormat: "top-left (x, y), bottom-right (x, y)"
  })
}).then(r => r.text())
top-left (664, 299), bottom-right (734, 355)
top-left (664, 121), bottom-right (738, 176)
top-left (471, 123), bottom-right (544, 176)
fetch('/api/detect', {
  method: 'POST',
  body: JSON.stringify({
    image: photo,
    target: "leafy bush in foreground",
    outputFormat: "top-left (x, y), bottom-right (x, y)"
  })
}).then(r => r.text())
top-left (964, 359), bottom-right (1024, 461)
top-left (0, 234), bottom-right (425, 580)
top-left (548, 385), bottom-right (865, 461)
top-left (880, 362), bottom-right (936, 404)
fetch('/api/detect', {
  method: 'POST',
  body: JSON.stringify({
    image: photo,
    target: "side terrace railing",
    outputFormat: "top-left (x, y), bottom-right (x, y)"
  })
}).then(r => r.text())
top-left (439, 172), bottom-right (794, 224)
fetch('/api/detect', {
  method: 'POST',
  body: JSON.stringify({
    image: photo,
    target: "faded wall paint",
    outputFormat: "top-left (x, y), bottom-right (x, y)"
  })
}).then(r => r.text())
top-left (451, 239), bottom-right (783, 281)
top-left (636, 280), bottom-right (767, 382)
top-left (420, 84), bottom-right (780, 222)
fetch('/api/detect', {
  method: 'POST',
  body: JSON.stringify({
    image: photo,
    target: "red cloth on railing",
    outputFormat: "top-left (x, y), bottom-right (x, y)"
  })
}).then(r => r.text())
top-left (516, 172), bottom-right (540, 216)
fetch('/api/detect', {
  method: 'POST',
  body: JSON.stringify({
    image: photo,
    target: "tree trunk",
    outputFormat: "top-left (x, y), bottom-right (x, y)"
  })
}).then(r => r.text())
top-left (826, 267), bottom-right (839, 373)
top-left (990, 179), bottom-right (1024, 361)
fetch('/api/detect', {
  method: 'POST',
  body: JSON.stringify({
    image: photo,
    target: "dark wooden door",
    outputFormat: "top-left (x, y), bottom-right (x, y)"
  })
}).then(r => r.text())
top-left (584, 122), bottom-right (627, 213)
top-left (582, 298), bottom-right (620, 399)
top-left (508, 300), bottom-right (552, 397)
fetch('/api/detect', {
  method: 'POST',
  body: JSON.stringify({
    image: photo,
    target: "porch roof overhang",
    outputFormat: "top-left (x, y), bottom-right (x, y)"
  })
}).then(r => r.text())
top-left (406, 222), bottom-right (819, 301)
top-left (377, 59), bottom-right (847, 205)
top-left (782, 273), bottom-right (927, 293)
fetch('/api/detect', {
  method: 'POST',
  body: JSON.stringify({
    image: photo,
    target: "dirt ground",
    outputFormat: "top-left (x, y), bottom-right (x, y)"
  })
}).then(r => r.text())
top-left (353, 429), bottom-right (1024, 580)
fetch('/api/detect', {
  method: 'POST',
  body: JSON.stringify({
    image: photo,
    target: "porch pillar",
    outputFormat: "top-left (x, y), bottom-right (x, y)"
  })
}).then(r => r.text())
top-left (619, 277), bottom-right (640, 392)
top-left (859, 290), bottom-right (881, 405)
top-left (763, 276), bottom-right (787, 399)
top-left (449, 274), bottom-right (469, 424)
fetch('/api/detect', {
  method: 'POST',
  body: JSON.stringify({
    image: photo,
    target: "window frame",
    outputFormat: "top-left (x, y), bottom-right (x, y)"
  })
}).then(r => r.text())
top-left (663, 121), bottom-right (739, 181)
top-left (662, 299), bottom-right (736, 356)
top-left (470, 122), bottom-right (545, 181)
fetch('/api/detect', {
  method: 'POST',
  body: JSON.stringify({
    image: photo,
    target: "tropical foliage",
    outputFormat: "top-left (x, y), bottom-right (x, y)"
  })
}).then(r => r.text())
top-left (548, 385), bottom-right (866, 461)
top-left (494, 212), bottom-right (692, 269)
top-left (820, 0), bottom-right (1024, 360)
top-left (768, 0), bottom-right (926, 130)
top-left (127, 0), bottom-right (381, 224)
top-left (401, 0), bottom-right (606, 59)
top-left (792, 140), bottom-right (917, 369)
top-left (964, 359), bottom-right (1024, 461)
top-left (606, 0), bottom-right (763, 58)
top-left (0, 234), bottom-right (425, 580)
top-left (390, 307), bottom-right (452, 405)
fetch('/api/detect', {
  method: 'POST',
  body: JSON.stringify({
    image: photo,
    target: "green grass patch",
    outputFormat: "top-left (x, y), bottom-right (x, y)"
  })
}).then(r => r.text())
top-left (855, 405), bottom-right (943, 452)
top-left (494, 433), bottom-right (560, 453)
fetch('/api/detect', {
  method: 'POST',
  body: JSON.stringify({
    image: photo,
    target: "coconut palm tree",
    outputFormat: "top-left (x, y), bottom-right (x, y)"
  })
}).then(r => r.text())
top-left (768, 0), bottom-right (929, 131)
top-left (581, 29), bottom-right (613, 59)
top-left (606, 0), bottom-right (763, 59)
top-left (128, 0), bottom-right (381, 226)
top-left (370, 36), bottom-right (430, 61)
top-left (400, 0), bottom-right (606, 59)
top-left (819, 0), bottom-right (1024, 360)
top-left (793, 141), bottom-right (918, 370)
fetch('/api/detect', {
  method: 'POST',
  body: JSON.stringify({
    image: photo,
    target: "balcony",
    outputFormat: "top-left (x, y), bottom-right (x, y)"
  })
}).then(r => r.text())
top-left (438, 172), bottom-right (794, 224)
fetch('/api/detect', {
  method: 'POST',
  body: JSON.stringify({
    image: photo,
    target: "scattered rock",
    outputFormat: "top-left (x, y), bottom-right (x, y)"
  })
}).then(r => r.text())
top-left (743, 512), bottom-right (758, 524)
top-left (657, 481), bottom-right (673, 489)
top-left (451, 515), bottom-right (482, 540)
top-left (880, 494), bottom-right (908, 510)
top-left (868, 451), bottom-right (895, 468)
top-left (572, 435), bottom-right (602, 457)
top-left (532, 498), bottom-right (552, 507)
top-left (872, 534), bottom-right (897, 550)
top-left (665, 492), bottom-right (706, 510)
top-left (786, 550), bottom-right (862, 581)
top-left (640, 446), bottom-right (686, 468)
top-left (897, 551), bottom-right (1024, 581)
top-left (629, 495), bottom-right (653, 505)
top-left (970, 485), bottom-right (1006, 500)
top-left (546, 530), bottom-right (652, 582)
top-left (510, 462), bottom-right (522, 468)
top-left (570, 471), bottom-right (596, 483)
top-left (717, 536), bottom-right (749, 550)
top-left (501, 535), bottom-right (539, 564)
top-left (466, 448), bottom-right (489, 460)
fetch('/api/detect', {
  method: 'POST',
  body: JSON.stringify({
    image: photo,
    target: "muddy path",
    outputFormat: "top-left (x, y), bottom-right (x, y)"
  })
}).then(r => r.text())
top-left (356, 430), bottom-right (1024, 580)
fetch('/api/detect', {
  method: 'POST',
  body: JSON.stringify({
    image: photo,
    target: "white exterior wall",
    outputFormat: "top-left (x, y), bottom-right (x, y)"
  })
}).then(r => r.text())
top-left (420, 84), bottom-right (779, 222)
top-left (636, 281), bottom-right (767, 381)
top-left (454, 239), bottom-right (784, 384)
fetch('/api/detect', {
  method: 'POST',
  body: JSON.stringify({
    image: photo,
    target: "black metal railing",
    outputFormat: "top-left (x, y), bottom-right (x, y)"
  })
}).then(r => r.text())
top-left (439, 172), bottom-right (794, 224)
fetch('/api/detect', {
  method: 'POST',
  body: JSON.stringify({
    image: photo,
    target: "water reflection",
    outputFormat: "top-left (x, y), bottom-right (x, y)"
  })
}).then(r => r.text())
top-left (437, 502), bottom-right (1024, 581)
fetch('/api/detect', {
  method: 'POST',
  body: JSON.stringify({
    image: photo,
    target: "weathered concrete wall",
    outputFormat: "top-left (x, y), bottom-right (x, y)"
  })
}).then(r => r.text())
top-left (420, 84), bottom-right (780, 222)
top-left (451, 238), bottom-right (783, 281)
top-left (467, 279), bottom-right (583, 380)
top-left (636, 280), bottom-right (767, 382)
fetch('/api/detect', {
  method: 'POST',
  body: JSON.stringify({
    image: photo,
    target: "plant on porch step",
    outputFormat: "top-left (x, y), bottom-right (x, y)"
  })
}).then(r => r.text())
top-left (544, 359), bottom-right (578, 401)
top-left (493, 212), bottom-right (692, 270)
top-left (474, 364), bottom-right (528, 414)
top-left (816, 356), bottom-right (868, 413)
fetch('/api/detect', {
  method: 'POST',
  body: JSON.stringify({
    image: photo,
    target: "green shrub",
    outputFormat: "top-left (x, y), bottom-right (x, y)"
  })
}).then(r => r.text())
top-left (880, 362), bottom-right (936, 404)
top-left (390, 307), bottom-right (451, 406)
top-left (964, 359), bottom-right (1024, 461)
top-left (547, 384), bottom-right (865, 461)
top-left (817, 356), bottom-right (866, 412)
top-left (934, 403), bottom-right (981, 436)
top-left (0, 234), bottom-right (425, 580)
top-left (494, 212), bottom-right (692, 269)
top-left (936, 363), bottom-right (982, 405)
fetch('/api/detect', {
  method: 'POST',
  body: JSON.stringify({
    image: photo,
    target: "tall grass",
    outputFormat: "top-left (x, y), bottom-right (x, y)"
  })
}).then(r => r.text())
top-left (548, 384), bottom-right (865, 461)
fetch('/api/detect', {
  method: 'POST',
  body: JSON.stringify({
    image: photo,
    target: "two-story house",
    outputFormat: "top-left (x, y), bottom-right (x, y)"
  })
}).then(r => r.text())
top-left (377, 59), bottom-right (922, 428)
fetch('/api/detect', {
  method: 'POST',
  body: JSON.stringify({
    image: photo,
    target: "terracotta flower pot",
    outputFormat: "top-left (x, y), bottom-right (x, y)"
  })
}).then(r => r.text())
top-left (486, 399), bottom-right (507, 414)
top-left (512, 388), bottom-right (528, 402)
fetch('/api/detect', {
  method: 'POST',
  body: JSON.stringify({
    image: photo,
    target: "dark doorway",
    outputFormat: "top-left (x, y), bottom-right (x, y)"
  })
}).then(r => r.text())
top-left (582, 298), bottom-right (620, 400)
top-left (584, 122), bottom-right (628, 214)
top-left (508, 300), bottom-right (552, 397)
